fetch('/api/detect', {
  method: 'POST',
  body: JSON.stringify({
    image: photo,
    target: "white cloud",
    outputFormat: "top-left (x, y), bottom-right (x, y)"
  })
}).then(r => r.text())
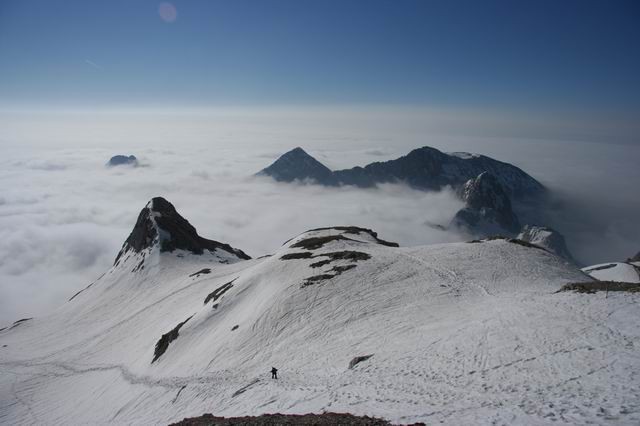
top-left (0, 107), bottom-right (638, 325)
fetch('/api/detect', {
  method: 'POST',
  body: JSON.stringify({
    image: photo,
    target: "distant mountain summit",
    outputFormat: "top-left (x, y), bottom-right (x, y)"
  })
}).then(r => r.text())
top-left (114, 197), bottom-right (250, 267)
top-left (256, 147), bottom-right (336, 185)
top-left (258, 146), bottom-right (545, 199)
top-left (107, 155), bottom-right (138, 167)
top-left (450, 172), bottom-right (521, 235)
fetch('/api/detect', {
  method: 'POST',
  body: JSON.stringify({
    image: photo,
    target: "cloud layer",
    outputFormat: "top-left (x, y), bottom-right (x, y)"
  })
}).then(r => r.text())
top-left (0, 108), bottom-right (638, 325)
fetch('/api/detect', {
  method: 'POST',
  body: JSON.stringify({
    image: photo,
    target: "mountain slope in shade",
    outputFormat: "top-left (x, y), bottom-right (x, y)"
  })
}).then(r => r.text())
top-left (258, 146), bottom-right (545, 199)
top-left (2, 201), bottom-right (639, 425)
top-left (517, 225), bottom-right (577, 264)
top-left (256, 147), bottom-right (337, 185)
top-left (450, 172), bottom-right (521, 236)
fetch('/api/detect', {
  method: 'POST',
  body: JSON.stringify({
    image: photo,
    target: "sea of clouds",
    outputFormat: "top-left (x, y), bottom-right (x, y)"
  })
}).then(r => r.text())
top-left (0, 107), bottom-right (638, 324)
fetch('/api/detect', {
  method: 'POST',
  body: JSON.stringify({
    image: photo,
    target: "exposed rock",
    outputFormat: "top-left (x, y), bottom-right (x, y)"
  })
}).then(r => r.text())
top-left (467, 236), bottom-right (547, 252)
top-left (517, 225), bottom-right (576, 263)
top-left (114, 197), bottom-right (250, 265)
top-left (557, 281), bottom-right (640, 294)
top-left (189, 268), bottom-right (211, 277)
top-left (291, 235), bottom-right (352, 250)
top-left (280, 252), bottom-right (313, 260)
top-left (258, 146), bottom-right (545, 199)
top-left (306, 226), bottom-right (399, 247)
top-left (152, 315), bottom-right (193, 363)
top-left (204, 279), bottom-right (236, 305)
top-left (451, 172), bottom-right (521, 236)
top-left (107, 155), bottom-right (138, 167)
top-left (629, 251), bottom-right (640, 263)
top-left (349, 354), bottom-right (374, 369)
top-left (170, 412), bottom-right (411, 426)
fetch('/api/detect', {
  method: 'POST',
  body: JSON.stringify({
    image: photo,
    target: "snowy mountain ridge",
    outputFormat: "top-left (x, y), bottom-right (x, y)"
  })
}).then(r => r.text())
top-left (1, 198), bottom-right (639, 425)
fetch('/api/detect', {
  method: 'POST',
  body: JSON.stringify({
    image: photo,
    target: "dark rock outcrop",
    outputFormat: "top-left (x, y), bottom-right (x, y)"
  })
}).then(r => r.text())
top-left (152, 315), bottom-right (193, 363)
top-left (107, 155), bottom-right (138, 167)
top-left (258, 146), bottom-right (545, 199)
top-left (169, 412), bottom-right (419, 426)
top-left (517, 225), bottom-right (576, 264)
top-left (629, 251), bottom-right (640, 263)
top-left (349, 354), bottom-right (373, 369)
top-left (203, 279), bottom-right (236, 305)
top-left (114, 197), bottom-right (250, 265)
top-left (451, 172), bottom-right (521, 236)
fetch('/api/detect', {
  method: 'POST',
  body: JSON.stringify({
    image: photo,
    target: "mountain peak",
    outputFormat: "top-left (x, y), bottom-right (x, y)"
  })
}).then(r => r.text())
top-left (257, 147), bottom-right (337, 185)
top-left (114, 197), bottom-right (250, 266)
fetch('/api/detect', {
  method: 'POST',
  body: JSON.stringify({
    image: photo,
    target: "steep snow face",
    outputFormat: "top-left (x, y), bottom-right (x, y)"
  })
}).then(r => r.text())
top-left (258, 146), bottom-right (545, 199)
top-left (450, 172), bottom-right (521, 236)
top-left (582, 262), bottom-right (640, 283)
top-left (2, 221), bottom-right (639, 425)
top-left (517, 225), bottom-right (576, 264)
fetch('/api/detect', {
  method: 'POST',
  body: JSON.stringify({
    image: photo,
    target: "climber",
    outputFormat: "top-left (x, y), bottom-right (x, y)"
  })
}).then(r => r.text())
top-left (271, 367), bottom-right (278, 379)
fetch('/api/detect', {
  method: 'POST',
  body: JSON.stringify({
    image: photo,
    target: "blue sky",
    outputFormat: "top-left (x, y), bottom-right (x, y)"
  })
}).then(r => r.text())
top-left (1, 0), bottom-right (639, 113)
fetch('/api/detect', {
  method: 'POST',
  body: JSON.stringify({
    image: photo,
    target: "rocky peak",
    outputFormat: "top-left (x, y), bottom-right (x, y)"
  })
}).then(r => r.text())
top-left (517, 225), bottom-right (576, 264)
top-left (257, 147), bottom-right (337, 185)
top-left (451, 172), bottom-right (521, 235)
top-left (114, 197), bottom-right (250, 265)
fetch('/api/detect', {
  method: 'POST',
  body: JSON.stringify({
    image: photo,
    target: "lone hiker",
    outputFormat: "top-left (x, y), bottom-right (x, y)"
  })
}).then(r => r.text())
top-left (271, 367), bottom-right (278, 379)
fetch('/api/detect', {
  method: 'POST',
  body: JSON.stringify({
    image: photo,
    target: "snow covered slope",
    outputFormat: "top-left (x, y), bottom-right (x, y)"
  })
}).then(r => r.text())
top-left (517, 225), bottom-right (576, 264)
top-left (582, 262), bottom-right (640, 283)
top-left (1, 199), bottom-right (639, 425)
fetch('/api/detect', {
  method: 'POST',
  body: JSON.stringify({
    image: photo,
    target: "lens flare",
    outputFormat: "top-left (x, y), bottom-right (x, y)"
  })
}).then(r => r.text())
top-left (158, 2), bottom-right (177, 23)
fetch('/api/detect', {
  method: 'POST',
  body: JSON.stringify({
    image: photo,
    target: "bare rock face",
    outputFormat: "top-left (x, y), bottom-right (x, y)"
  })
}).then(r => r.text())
top-left (450, 172), bottom-right (521, 236)
top-left (114, 197), bottom-right (250, 265)
top-left (517, 225), bottom-right (577, 264)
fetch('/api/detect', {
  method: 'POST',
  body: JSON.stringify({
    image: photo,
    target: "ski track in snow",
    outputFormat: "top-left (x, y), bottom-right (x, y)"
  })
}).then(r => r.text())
top-left (1, 233), bottom-right (639, 425)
